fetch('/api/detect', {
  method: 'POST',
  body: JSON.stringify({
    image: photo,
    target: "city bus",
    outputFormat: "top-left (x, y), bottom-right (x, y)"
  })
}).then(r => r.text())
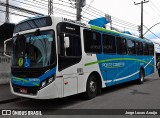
top-left (4, 16), bottom-right (155, 99)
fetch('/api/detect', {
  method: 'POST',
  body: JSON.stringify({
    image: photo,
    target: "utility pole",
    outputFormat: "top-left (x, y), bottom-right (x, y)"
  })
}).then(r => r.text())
top-left (76, 0), bottom-right (86, 21)
top-left (48, 0), bottom-right (53, 15)
top-left (5, 0), bottom-right (9, 23)
top-left (76, 0), bottom-right (81, 21)
top-left (134, 0), bottom-right (149, 39)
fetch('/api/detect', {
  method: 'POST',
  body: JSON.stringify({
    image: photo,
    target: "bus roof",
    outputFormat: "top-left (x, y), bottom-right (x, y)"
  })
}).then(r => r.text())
top-left (90, 25), bottom-right (153, 45)
top-left (15, 16), bottom-right (154, 45)
top-left (62, 17), bottom-right (153, 45)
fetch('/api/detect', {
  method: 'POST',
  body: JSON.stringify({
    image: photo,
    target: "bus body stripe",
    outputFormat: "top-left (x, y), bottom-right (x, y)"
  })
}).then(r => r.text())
top-left (103, 57), bottom-right (154, 83)
top-left (85, 58), bottom-right (154, 67)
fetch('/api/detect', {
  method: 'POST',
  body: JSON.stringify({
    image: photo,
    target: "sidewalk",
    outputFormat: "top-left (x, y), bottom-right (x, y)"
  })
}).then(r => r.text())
top-left (0, 83), bottom-right (20, 104)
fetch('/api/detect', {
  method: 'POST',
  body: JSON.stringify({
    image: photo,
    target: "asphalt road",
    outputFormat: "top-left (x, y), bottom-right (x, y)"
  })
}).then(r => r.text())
top-left (0, 72), bottom-right (160, 117)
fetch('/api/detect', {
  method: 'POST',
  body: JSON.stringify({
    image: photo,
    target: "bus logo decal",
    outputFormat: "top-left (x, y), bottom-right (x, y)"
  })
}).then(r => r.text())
top-left (18, 58), bottom-right (24, 67)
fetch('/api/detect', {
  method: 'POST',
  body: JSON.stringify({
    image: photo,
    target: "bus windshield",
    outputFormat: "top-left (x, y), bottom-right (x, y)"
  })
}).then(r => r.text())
top-left (12, 30), bottom-right (55, 68)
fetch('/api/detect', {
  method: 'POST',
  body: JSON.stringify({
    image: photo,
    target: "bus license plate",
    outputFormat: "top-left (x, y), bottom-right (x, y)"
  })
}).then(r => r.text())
top-left (20, 88), bottom-right (27, 94)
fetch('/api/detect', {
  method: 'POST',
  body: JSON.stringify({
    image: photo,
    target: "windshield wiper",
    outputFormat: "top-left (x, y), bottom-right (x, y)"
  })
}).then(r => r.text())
top-left (34, 29), bottom-right (40, 36)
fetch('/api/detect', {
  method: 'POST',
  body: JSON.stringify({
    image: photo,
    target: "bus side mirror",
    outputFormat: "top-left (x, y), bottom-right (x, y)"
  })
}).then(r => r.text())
top-left (4, 38), bottom-right (12, 58)
top-left (64, 37), bottom-right (70, 48)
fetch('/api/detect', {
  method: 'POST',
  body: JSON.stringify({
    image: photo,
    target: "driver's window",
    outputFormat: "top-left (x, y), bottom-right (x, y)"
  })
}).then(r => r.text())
top-left (59, 33), bottom-right (82, 57)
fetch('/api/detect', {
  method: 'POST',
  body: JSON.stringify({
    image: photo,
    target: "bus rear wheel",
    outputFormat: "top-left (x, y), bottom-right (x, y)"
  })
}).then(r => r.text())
top-left (85, 75), bottom-right (97, 99)
top-left (137, 69), bottom-right (144, 84)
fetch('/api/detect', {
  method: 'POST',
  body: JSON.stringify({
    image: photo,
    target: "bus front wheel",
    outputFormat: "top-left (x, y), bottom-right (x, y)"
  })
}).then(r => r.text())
top-left (85, 75), bottom-right (97, 99)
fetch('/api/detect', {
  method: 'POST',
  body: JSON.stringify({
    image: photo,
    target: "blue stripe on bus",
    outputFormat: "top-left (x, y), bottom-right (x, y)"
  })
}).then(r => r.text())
top-left (96, 54), bottom-right (154, 87)
top-left (11, 67), bottom-right (57, 86)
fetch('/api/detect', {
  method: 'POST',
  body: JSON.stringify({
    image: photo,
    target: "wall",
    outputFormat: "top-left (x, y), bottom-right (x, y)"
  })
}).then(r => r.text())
top-left (0, 40), bottom-right (12, 84)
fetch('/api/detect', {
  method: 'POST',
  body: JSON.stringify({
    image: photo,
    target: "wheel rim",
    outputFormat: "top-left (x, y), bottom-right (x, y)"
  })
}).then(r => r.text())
top-left (140, 72), bottom-right (144, 82)
top-left (89, 81), bottom-right (96, 93)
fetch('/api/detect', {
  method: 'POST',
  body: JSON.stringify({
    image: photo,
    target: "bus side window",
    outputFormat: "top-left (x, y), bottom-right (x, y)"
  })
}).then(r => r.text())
top-left (116, 37), bottom-right (127, 54)
top-left (136, 42), bottom-right (143, 55)
top-left (149, 44), bottom-right (154, 55)
top-left (102, 34), bottom-right (116, 54)
top-left (127, 39), bottom-right (136, 55)
top-left (83, 29), bottom-right (102, 53)
top-left (143, 43), bottom-right (149, 55)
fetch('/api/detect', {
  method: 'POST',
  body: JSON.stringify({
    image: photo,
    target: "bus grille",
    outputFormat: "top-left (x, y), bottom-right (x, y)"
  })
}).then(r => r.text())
top-left (12, 71), bottom-right (43, 78)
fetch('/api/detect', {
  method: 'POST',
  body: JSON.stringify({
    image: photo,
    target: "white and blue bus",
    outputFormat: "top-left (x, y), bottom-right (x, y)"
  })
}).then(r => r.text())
top-left (5, 16), bottom-right (155, 99)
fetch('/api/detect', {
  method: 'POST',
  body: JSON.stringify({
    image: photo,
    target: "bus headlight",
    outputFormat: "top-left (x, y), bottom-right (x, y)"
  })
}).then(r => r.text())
top-left (48, 78), bottom-right (53, 84)
top-left (41, 81), bottom-right (46, 88)
top-left (40, 76), bottom-right (55, 89)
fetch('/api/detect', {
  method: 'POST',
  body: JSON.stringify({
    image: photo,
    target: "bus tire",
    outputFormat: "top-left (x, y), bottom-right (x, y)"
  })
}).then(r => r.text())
top-left (85, 75), bottom-right (97, 99)
top-left (137, 69), bottom-right (144, 84)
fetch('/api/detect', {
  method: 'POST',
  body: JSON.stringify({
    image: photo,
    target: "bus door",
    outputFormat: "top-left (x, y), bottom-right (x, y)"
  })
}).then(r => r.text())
top-left (57, 23), bottom-right (82, 97)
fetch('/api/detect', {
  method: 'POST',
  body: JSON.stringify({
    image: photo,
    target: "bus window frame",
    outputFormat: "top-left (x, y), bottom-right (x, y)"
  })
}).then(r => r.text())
top-left (102, 33), bottom-right (116, 54)
top-left (116, 37), bottom-right (127, 55)
top-left (57, 22), bottom-right (82, 71)
top-left (126, 39), bottom-right (136, 55)
top-left (149, 44), bottom-right (154, 56)
top-left (143, 43), bottom-right (149, 55)
top-left (83, 29), bottom-right (102, 54)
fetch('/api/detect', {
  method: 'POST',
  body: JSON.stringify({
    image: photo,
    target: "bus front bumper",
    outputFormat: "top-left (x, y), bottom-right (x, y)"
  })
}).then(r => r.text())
top-left (10, 82), bottom-right (59, 99)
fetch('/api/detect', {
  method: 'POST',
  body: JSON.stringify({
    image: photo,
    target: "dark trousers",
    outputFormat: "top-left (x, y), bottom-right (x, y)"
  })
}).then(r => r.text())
top-left (158, 69), bottom-right (160, 77)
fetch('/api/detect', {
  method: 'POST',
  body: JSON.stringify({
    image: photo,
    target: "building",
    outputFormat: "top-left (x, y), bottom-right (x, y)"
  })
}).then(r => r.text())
top-left (0, 23), bottom-right (15, 84)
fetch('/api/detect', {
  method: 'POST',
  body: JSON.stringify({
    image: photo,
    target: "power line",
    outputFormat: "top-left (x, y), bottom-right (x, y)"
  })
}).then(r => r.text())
top-left (147, 3), bottom-right (160, 19)
top-left (82, 0), bottom-right (94, 15)
top-left (32, 0), bottom-right (48, 3)
top-left (0, 2), bottom-right (44, 16)
top-left (12, 0), bottom-right (47, 10)
top-left (84, 4), bottom-right (138, 27)
top-left (24, 0), bottom-right (48, 7)
top-left (31, 0), bottom-right (48, 6)
top-left (82, 7), bottom-right (104, 18)
top-left (82, 9), bottom-right (138, 30)
top-left (68, 0), bottom-right (76, 8)
top-left (53, 10), bottom-right (76, 18)
top-left (144, 25), bottom-right (160, 40)
top-left (84, 4), bottom-right (105, 16)
top-left (58, 0), bottom-right (72, 4)
top-left (131, 0), bottom-right (159, 23)
top-left (54, 7), bottom-right (76, 16)
top-left (150, 0), bottom-right (160, 15)
top-left (112, 23), bottom-right (138, 31)
top-left (0, 9), bottom-right (30, 18)
top-left (54, 2), bottom-right (73, 8)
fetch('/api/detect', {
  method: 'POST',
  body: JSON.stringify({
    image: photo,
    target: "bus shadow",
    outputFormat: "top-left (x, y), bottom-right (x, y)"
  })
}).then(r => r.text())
top-left (101, 79), bottom-right (153, 95)
top-left (101, 80), bottom-right (137, 95)
top-left (15, 78), bottom-right (157, 110)
top-left (15, 93), bottom-right (87, 110)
